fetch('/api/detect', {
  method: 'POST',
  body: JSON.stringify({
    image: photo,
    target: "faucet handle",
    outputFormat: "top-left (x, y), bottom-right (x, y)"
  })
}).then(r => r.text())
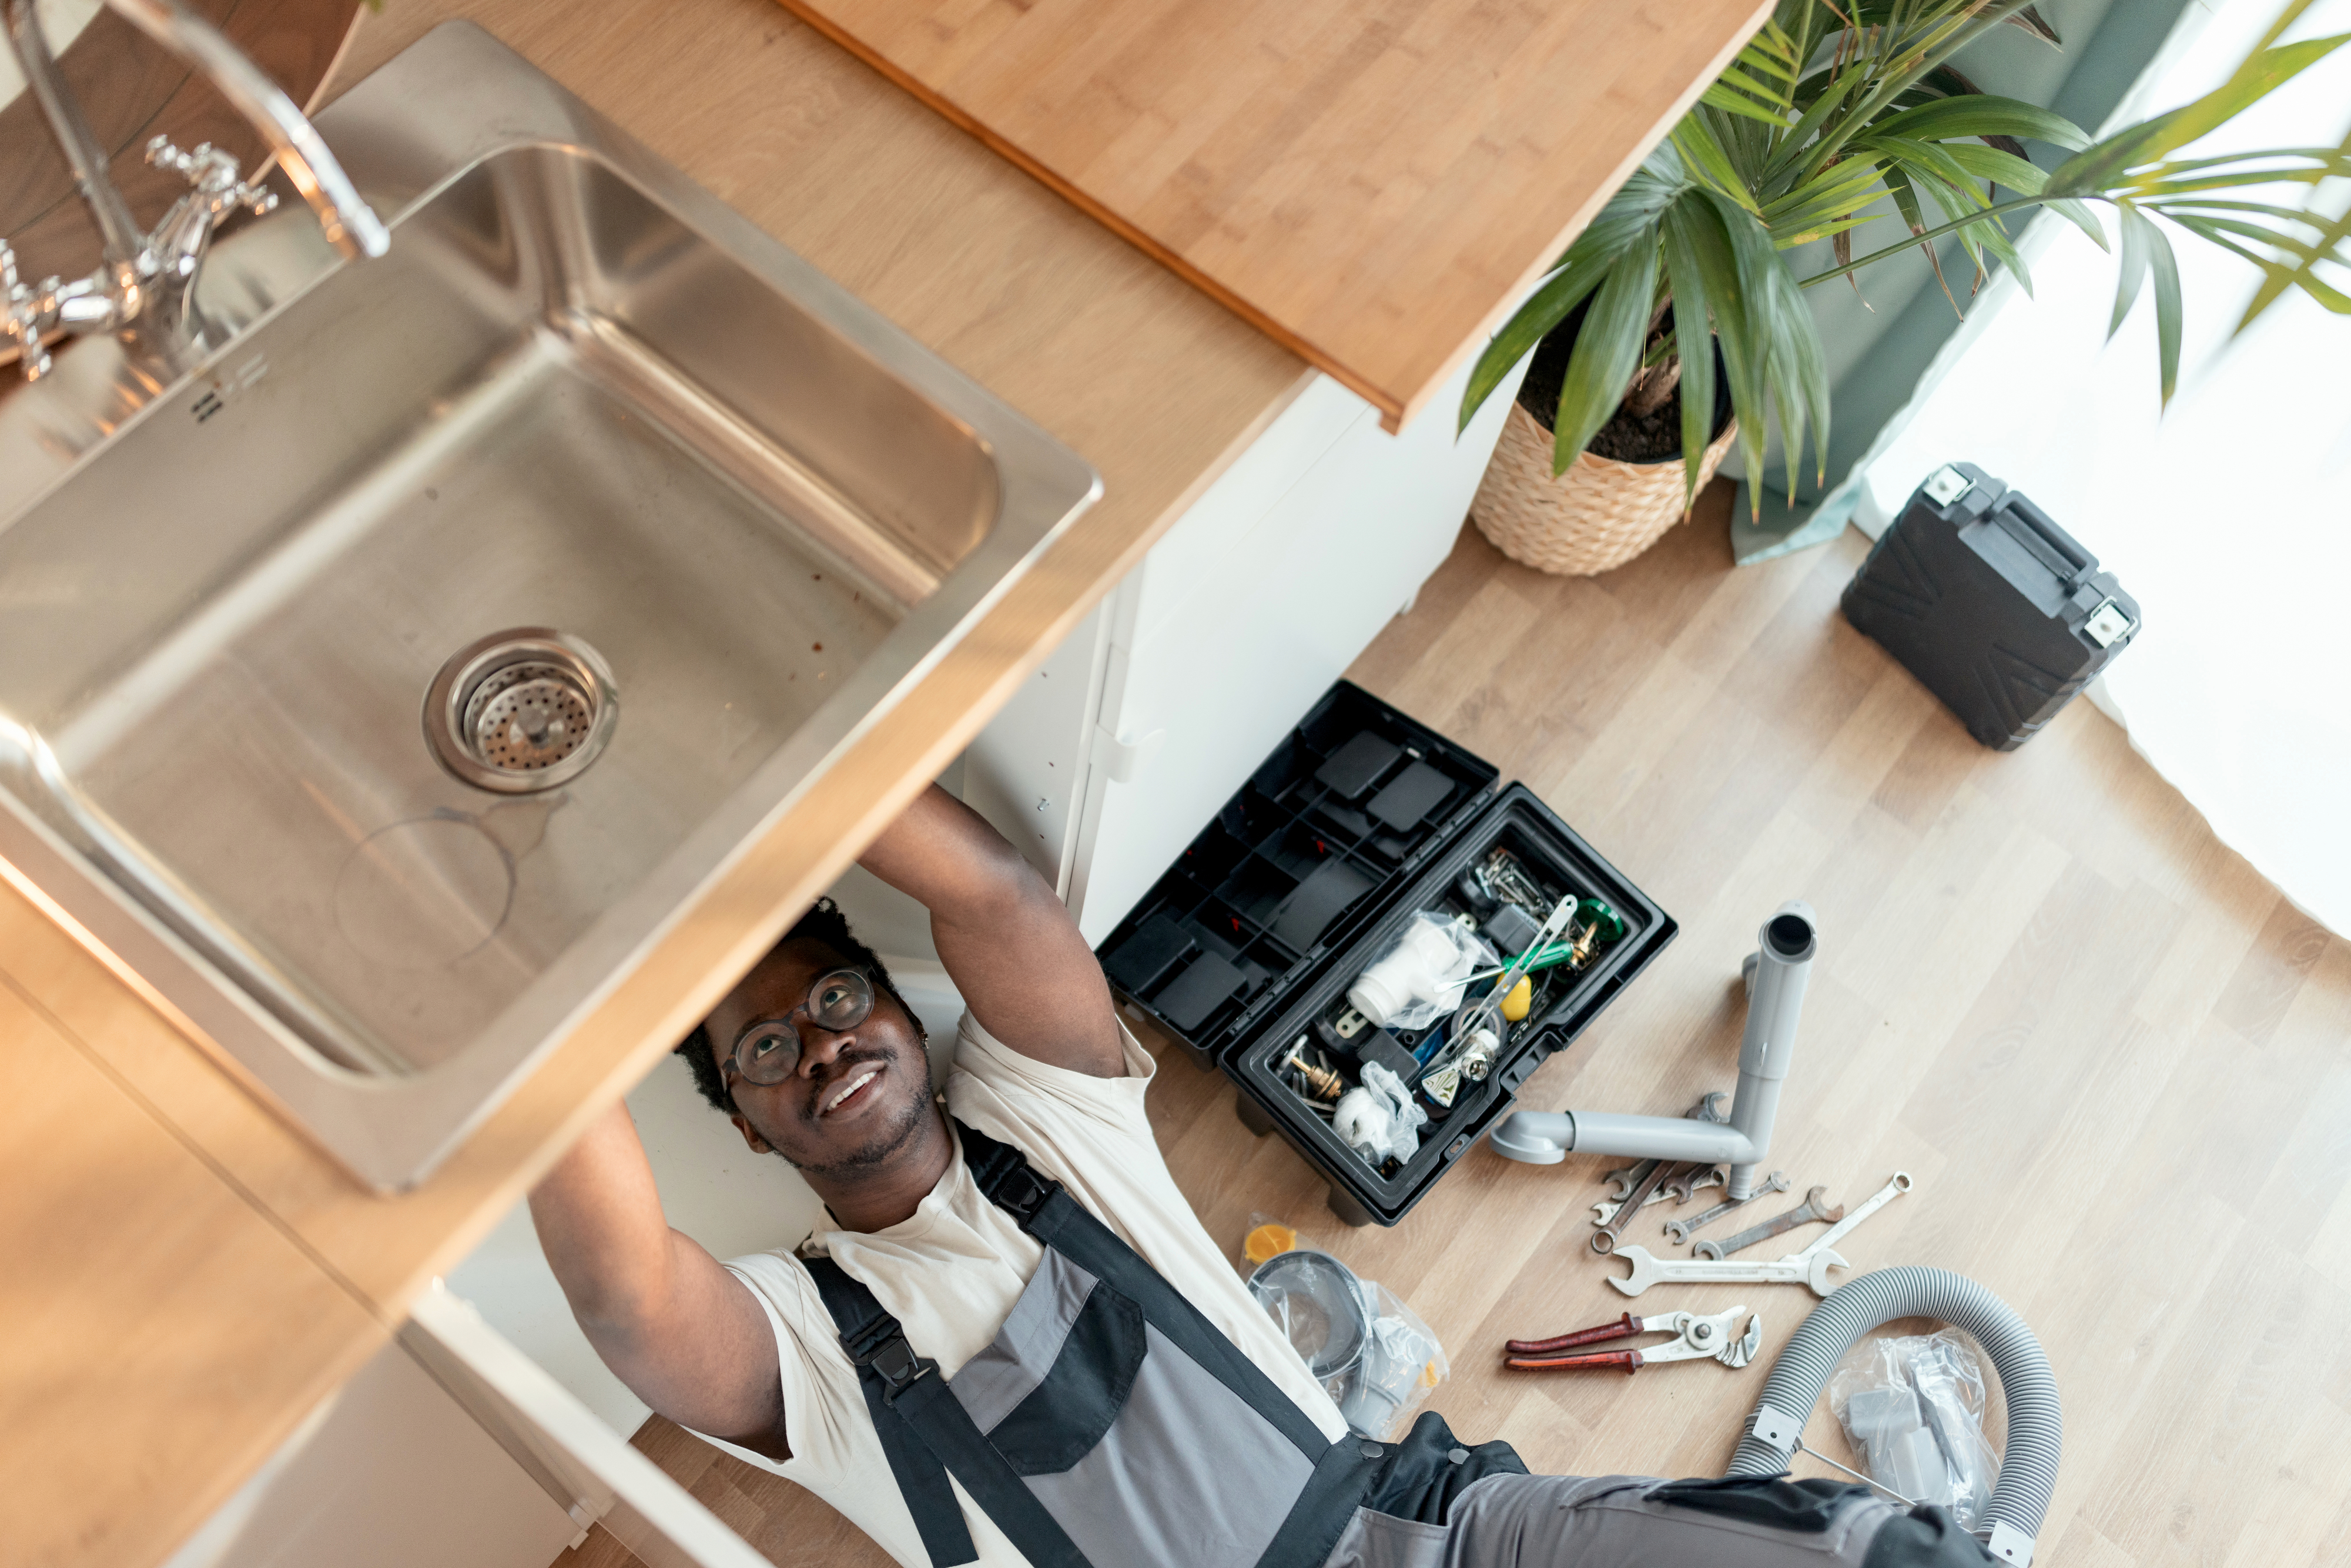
top-left (146, 136), bottom-right (277, 217)
top-left (2, 239), bottom-right (56, 381)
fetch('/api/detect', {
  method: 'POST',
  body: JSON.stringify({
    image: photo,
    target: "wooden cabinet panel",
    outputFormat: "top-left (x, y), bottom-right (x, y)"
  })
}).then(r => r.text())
top-left (0, 973), bottom-right (384, 1568)
top-left (769, 0), bottom-right (1772, 430)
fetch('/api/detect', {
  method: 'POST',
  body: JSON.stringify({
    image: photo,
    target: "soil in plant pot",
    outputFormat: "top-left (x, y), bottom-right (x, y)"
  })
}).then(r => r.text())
top-left (1516, 307), bottom-right (1726, 465)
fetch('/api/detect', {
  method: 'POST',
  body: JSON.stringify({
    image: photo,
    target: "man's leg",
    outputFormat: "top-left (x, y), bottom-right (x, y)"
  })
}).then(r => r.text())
top-left (1439, 1473), bottom-right (1933, 1567)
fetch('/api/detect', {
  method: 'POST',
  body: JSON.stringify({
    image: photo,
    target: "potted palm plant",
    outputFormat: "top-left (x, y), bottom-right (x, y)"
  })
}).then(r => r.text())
top-left (1461, 0), bottom-right (2351, 577)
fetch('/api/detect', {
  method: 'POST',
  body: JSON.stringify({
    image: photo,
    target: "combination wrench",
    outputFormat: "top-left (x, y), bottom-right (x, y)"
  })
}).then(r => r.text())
top-left (1592, 1159), bottom-right (1687, 1254)
top-left (1664, 1170), bottom-right (1790, 1244)
top-left (1607, 1172), bottom-right (1915, 1298)
top-left (1591, 1187), bottom-right (1670, 1226)
top-left (1665, 1162), bottom-right (1730, 1204)
top-left (1601, 1158), bottom-right (1662, 1204)
top-left (1592, 1165), bottom-right (1727, 1226)
top-left (1693, 1185), bottom-right (1842, 1259)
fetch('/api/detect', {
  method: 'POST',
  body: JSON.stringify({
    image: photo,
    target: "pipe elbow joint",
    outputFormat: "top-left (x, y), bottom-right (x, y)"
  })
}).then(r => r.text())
top-left (1488, 1110), bottom-right (1571, 1164)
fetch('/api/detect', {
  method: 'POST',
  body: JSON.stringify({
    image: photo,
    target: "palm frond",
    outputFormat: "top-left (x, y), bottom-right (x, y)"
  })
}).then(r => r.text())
top-left (1462, 0), bottom-right (2351, 487)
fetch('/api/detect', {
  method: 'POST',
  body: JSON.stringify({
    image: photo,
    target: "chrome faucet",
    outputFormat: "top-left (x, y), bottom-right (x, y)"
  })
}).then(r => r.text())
top-left (1, 0), bottom-right (389, 380)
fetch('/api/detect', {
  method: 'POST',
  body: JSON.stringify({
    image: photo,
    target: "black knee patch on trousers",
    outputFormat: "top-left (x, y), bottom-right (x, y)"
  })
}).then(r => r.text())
top-left (1859, 1506), bottom-right (2002, 1567)
top-left (1649, 1475), bottom-right (1874, 1532)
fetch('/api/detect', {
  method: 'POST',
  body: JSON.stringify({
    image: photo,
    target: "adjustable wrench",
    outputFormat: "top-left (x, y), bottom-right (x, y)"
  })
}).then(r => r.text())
top-left (1693, 1185), bottom-right (1842, 1259)
top-left (1607, 1172), bottom-right (1914, 1298)
top-left (1664, 1171), bottom-right (1790, 1244)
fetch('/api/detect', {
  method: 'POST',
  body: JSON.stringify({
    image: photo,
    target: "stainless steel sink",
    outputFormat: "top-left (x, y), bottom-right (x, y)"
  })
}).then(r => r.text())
top-left (0, 24), bottom-right (1099, 1188)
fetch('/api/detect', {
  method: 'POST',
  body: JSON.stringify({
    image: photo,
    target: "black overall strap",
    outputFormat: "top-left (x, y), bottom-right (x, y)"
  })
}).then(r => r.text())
top-left (957, 1118), bottom-right (1331, 1462)
top-left (887, 1359), bottom-right (1093, 1568)
top-left (803, 1256), bottom-right (980, 1568)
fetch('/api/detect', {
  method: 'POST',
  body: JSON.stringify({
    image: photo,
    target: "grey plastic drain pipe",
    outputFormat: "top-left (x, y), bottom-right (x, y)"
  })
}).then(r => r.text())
top-left (1726, 1266), bottom-right (2062, 1568)
top-left (1489, 901), bottom-right (1816, 1198)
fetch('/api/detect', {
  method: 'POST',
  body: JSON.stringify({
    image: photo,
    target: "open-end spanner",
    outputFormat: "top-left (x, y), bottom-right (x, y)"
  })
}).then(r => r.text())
top-left (1602, 1158), bottom-right (1661, 1203)
top-left (1665, 1162), bottom-right (1729, 1204)
top-left (1592, 1159), bottom-right (1686, 1254)
top-left (1593, 1163), bottom-right (1726, 1225)
top-left (1590, 1185), bottom-right (1671, 1225)
top-left (1793, 1171), bottom-right (1913, 1260)
top-left (1608, 1245), bottom-right (1849, 1298)
top-left (1664, 1170), bottom-right (1790, 1243)
top-left (1608, 1171), bottom-right (1914, 1297)
top-left (1693, 1185), bottom-right (1842, 1259)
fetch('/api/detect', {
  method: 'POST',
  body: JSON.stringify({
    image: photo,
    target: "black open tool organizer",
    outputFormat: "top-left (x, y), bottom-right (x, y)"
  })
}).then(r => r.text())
top-left (1094, 681), bottom-right (1675, 1226)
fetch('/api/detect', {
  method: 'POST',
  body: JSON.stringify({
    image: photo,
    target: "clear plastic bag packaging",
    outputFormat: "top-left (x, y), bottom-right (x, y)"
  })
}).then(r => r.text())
top-left (1237, 1217), bottom-right (1448, 1440)
top-left (1345, 912), bottom-right (1496, 1031)
top-left (1829, 1330), bottom-right (1998, 1528)
top-left (1332, 1060), bottom-right (1428, 1164)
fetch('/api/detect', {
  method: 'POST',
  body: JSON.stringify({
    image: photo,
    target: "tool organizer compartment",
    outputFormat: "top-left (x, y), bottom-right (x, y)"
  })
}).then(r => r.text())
top-left (1097, 681), bottom-right (1673, 1227)
top-left (1231, 786), bottom-right (1671, 1225)
top-left (1098, 682), bottom-right (1496, 1068)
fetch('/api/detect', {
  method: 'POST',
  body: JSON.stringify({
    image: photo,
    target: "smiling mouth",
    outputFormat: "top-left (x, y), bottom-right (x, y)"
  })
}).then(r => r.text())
top-left (819, 1066), bottom-right (883, 1116)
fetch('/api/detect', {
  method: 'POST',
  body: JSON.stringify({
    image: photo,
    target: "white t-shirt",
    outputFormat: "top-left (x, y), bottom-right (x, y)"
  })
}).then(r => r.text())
top-left (702, 1011), bottom-right (1348, 1568)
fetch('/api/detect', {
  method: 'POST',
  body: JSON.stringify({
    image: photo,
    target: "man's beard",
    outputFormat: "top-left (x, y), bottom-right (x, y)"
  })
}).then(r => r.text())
top-left (771, 1071), bottom-right (936, 1178)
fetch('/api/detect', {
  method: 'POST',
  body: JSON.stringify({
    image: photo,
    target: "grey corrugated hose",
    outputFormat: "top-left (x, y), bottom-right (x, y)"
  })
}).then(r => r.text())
top-left (1726, 1266), bottom-right (2061, 1565)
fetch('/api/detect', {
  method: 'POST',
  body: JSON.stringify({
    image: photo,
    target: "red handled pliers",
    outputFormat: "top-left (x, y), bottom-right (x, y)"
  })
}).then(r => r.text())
top-left (1504, 1306), bottom-right (1761, 1372)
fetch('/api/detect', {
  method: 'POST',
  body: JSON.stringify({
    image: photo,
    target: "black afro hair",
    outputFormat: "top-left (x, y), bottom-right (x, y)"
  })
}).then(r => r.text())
top-left (674, 896), bottom-right (926, 1113)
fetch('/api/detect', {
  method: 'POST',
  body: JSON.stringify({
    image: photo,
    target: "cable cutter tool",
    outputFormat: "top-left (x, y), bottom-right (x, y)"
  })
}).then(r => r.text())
top-left (1503, 1306), bottom-right (1761, 1373)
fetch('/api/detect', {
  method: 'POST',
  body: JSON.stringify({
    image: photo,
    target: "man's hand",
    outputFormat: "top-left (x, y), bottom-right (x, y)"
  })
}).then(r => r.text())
top-left (529, 1101), bottom-right (789, 1459)
top-left (860, 785), bottom-right (1125, 1077)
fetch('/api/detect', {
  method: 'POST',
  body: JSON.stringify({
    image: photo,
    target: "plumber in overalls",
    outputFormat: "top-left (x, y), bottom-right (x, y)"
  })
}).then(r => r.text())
top-left (532, 786), bottom-right (1984, 1568)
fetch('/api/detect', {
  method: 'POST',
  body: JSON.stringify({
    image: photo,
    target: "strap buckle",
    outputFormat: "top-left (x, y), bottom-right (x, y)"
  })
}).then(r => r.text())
top-left (989, 1162), bottom-right (1058, 1223)
top-left (956, 1118), bottom-right (1063, 1225)
top-left (840, 1315), bottom-right (936, 1402)
top-left (869, 1338), bottom-right (937, 1403)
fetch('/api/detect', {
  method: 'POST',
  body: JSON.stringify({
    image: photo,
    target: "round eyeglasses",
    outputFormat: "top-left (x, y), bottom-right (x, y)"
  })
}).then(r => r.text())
top-left (726, 968), bottom-right (876, 1088)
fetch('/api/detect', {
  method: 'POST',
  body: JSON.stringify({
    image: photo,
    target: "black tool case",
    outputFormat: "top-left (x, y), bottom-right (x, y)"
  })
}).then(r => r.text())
top-left (1094, 681), bottom-right (1674, 1227)
top-left (1843, 462), bottom-right (2141, 751)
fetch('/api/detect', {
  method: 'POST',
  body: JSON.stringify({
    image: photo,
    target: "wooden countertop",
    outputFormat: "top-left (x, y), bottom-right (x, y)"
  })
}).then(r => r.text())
top-left (2, 2), bottom-right (1305, 1562)
top-left (770, 0), bottom-right (1773, 430)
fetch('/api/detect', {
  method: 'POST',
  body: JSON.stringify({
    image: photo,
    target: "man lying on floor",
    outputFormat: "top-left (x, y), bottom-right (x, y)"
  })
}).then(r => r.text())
top-left (531, 784), bottom-right (1988, 1568)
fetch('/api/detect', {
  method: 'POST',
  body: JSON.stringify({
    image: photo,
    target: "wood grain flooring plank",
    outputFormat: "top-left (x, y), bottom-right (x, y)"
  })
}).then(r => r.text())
top-left (1868, 702), bottom-right (1991, 832)
top-left (2211, 896), bottom-right (2334, 1048)
top-left (2131, 857), bottom-right (2280, 1047)
top-left (2084, 1234), bottom-right (2345, 1564)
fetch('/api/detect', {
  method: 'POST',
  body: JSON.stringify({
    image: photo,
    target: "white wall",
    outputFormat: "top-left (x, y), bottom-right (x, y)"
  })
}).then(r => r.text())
top-left (1070, 357), bottom-right (1525, 944)
top-left (0, 1), bottom-right (102, 108)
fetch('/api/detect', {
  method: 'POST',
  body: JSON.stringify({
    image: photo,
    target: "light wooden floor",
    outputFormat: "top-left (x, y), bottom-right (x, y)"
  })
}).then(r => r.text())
top-left (561, 486), bottom-right (2351, 1568)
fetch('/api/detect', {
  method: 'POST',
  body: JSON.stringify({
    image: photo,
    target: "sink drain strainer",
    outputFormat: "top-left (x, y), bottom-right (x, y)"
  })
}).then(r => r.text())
top-left (424, 629), bottom-right (618, 793)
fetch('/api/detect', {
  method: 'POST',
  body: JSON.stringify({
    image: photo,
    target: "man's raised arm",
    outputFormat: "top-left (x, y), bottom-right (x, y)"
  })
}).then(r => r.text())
top-left (859, 783), bottom-right (1125, 1077)
top-left (528, 1101), bottom-right (790, 1459)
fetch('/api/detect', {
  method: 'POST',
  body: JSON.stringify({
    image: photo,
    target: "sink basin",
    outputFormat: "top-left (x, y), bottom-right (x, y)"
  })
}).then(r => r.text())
top-left (0, 24), bottom-right (1099, 1188)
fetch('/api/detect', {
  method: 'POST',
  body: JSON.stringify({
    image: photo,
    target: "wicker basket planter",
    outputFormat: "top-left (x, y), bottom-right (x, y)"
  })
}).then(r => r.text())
top-left (1471, 400), bottom-right (1737, 577)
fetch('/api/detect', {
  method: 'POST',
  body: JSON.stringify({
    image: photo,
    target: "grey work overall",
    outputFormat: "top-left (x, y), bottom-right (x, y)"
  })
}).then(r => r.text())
top-left (808, 1123), bottom-right (1991, 1568)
